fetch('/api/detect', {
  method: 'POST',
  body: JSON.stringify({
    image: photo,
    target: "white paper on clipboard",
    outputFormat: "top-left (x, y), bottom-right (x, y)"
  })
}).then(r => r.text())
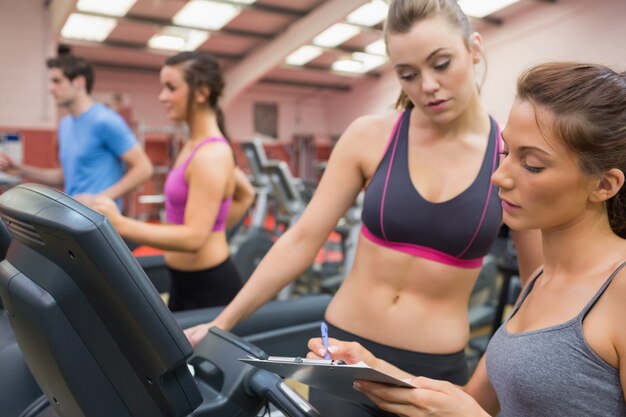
top-left (239, 356), bottom-right (414, 404)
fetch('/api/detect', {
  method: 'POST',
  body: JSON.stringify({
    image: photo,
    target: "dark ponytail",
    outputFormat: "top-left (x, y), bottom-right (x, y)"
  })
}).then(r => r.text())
top-left (57, 44), bottom-right (72, 56)
top-left (214, 106), bottom-right (230, 143)
top-left (608, 193), bottom-right (626, 239)
top-left (394, 91), bottom-right (415, 110)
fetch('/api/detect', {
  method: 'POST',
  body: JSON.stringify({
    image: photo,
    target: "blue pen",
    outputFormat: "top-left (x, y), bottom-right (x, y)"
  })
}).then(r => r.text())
top-left (320, 321), bottom-right (330, 359)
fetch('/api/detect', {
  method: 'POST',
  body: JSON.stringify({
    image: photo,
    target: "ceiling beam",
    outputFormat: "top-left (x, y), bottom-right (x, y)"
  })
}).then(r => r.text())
top-left (61, 38), bottom-right (244, 61)
top-left (200, 0), bottom-right (309, 17)
top-left (89, 60), bottom-right (352, 92)
top-left (259, 78), bottom-right (351, 92)
top-left (77, 10), bottom-right (273, 40)
top-left (297, 63), bottom-right (381, 79)
top-left (62, 38), bottom-right (384, 79)
top-left (222, 0), bottom-right (369, 105)
top-left (48, 0), bottom-right (75, 36)
top-left (77, 10), bottom-right (382, 47)
top-left (72, 0), bottom-right (319, 40)
top-left (66, 9), bottom-right (383, 58)
top-left (91, 61), bottom-right (162, 74)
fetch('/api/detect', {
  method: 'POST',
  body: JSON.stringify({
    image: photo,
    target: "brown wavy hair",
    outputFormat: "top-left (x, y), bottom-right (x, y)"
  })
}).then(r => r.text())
top-left (516, 62), bottom-right (626, 237)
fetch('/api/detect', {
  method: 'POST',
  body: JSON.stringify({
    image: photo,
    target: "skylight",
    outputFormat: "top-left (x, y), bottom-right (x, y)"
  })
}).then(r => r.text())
top-left (346, 0), bottom-right (388, 27)
top-left (353, 52), bottom-right (387, 72)
top-left (332, 52), bottom-right (387, 74)
top-left (173, 0), bottom-right (255, 31)
top-left (76, 0), bottom-right (137, 17)
top-left (364, 39), bottom-right (386, 55)
top-left (285, 45), bottom-right (324, 66)
top-left (61, 13), bottom-right (117, 42)
top-left (457, 0), bottom-right (521, 18)
top-left (312, 23), bottom-right (361, 48)
top-left (148, 27), bottom-right (209, 51)
top-left (332, 59), bottom-right (364, 74)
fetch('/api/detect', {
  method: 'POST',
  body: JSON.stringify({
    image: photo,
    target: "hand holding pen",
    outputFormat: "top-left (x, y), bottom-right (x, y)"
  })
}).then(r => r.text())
top-left (317, 322), bottom-right (345, 364)
top-left (320, 322), bottom-right (331, 359)
top-left (308, 327), bottom-right (382, 368)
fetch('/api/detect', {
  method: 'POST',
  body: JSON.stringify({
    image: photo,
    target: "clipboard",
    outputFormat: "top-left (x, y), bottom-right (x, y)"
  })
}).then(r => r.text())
top-left (240, 356), bottom-right (414, 404)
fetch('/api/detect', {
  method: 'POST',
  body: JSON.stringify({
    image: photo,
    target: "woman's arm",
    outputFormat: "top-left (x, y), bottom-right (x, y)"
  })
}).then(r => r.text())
top-left (226, 167), bottom-right (255, 229)
top-left (94, 143), bottom-right (232, 252)
top-left (355, 377), bottom-right (493, 417)
top-left (186, 117), bottom-right (380, 345)
top-left (307, 338), bottom-right (497, 417)
top-left (464, 357), bottom-right (500, 415)
top-left (610, 270), bottom-right (626, 402)
top-left (307, 337), bottom-right (412, 380)
top-left (101, 145), bottom-right (154, 201)
top-left (614, 332), bottom-right (626, 405)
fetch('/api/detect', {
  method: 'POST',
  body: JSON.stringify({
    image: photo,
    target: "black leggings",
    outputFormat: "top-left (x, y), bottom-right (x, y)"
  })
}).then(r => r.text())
top-left (308, 322), bottom-right (468, 417)
top-left (167, 257), bottom-right (243, 311)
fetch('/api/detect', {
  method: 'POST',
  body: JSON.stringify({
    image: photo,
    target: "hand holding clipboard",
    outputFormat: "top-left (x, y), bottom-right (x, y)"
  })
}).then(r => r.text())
top-left (239, 355), bottom-right (414, 404)
top-left (239, 322), bottom-right (415, 404)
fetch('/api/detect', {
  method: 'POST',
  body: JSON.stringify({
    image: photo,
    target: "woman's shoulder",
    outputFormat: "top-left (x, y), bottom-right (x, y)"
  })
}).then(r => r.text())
top-left (603, 258), bottom-right (626, 359)
top-left (349, 112), bottom-right (401, 133)
top-left (607, 259), bottom-right (626, 298)
top-left (328, 112), bottom-right (404, 176)
top-left (595, 258), bottom-right (626, 323)
top-left (339, 111), bottom-right (403, 148)
top-left (188, 138), bottom-right (234, 170)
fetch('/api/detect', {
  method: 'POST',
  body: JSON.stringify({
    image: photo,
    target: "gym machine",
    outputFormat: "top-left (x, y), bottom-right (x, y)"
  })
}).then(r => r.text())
top-left (0, 184), bottom-right (323, 417)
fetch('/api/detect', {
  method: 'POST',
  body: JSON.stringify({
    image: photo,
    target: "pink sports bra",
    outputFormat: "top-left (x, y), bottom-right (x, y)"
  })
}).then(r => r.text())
top-left (360, 110), bottom-right (503, 269)
top-left (163, 137), bottom-right (232, 231)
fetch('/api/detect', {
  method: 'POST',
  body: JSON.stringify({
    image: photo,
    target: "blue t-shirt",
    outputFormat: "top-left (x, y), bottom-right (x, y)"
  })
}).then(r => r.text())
top-left (58, 103), bottom-right (137, 200)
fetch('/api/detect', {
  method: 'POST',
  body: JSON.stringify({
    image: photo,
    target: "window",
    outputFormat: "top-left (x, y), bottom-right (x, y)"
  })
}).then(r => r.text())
top-left (254, 102), bottom-right (278, 139)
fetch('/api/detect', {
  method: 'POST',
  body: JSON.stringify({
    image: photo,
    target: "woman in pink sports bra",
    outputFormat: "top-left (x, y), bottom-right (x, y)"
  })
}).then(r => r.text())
top-left (93, 51), bottom-right (253, 311)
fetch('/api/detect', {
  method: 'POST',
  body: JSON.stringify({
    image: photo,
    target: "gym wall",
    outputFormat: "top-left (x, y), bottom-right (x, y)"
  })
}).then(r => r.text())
top-left (1, 0), bottom-right (625, 142)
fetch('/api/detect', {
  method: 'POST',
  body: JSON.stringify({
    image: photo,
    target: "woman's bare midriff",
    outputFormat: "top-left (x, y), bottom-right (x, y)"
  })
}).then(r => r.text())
top-left (164, 232), bottom-right (230, 271)
top-left (325, 234), bottom-right (480, 353)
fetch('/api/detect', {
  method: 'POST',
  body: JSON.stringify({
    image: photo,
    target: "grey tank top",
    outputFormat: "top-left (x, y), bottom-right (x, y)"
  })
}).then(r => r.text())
top-left (486, 263), bottom-right (626, 417)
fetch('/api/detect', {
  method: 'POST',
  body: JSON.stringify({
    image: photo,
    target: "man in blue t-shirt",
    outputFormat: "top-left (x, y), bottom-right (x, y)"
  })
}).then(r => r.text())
top-left (0, 52), bottom-right (152, 208)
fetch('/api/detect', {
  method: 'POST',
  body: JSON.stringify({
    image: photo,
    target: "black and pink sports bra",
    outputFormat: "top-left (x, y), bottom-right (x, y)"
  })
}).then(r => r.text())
top-left (361, 109), bottom-right (502, 269)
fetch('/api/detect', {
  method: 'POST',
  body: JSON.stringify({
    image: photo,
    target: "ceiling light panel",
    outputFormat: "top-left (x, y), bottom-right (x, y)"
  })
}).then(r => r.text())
top-left (61, 13), bottom-right (117, 42)
top-left (149, 35), bottom-right (186, 51)
top-left (332, 59), bottom-right (364, 74)
top-left (353, 52), bottom-right (387, 71)
top-left (148, 27), bottom-right (209, 51)
top-left (331, 52), bottom-right (387, 74)
top-left (346, 0), bottom-right (388, 27)
top-left (457, 0), bottom-right (520, 18)
top-left (365, 39), bottom-right (386, 55)
top-left (285, 45), bottom-right (324, 66)
top-left (173, 0), bottom-right (248, 31)
top-left (312, 23), bottom-right (361, 48)
top-left (76, 0), bottom-right (137, 16)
